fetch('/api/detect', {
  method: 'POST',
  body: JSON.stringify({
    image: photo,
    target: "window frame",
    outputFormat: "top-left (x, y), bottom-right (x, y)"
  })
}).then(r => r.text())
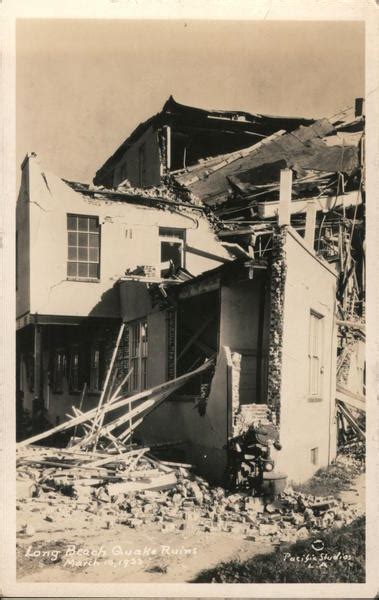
top-left (52, 347), bottom-right (67, 394)
top-left (68, 344), bottom-right (81, 394)
top-left (159, 227), bottom-right (185, 277)
top-left (128, 319), bottom-right (148, 393)
top-left (67, 214), bottom-right (101, 282)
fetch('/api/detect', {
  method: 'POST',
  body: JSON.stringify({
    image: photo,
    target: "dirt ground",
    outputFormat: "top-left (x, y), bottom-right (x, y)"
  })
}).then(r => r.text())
top-left (16, 471), bottom-right (365, 583)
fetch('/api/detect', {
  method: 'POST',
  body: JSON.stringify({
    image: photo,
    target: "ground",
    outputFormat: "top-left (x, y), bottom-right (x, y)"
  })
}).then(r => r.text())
top-left (16, 454), bottom-right (365, 583)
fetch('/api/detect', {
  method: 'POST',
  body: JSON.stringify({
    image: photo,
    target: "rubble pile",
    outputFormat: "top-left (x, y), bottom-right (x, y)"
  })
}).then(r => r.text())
top-left (17, 446), bottom-right (362, 544)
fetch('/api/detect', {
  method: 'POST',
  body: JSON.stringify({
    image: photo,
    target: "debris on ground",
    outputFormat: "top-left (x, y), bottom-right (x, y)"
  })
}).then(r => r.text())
top-left (17, 446), bottom-right (363, 545)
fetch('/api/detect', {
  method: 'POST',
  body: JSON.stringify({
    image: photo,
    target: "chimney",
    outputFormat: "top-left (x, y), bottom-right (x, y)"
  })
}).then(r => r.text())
top-left (278, 168), bottom-right (292, 226)
top-left (304, 201), bottom-right (317, 250)
top-left (355, 97), bottom-right (364, 117)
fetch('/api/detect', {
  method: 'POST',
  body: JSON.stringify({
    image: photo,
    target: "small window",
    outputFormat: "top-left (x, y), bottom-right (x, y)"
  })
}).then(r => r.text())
top-left (53, 349), bottom-right (67, 394)
top-left (308, 311), bottom-right (324, 399)
top-left (310, 447), bottom-right (319, 465)
top-left (159, 227), bottom-right (185, 277)
top-left (67, 214), bottom-right (100, 280)
top-left (129, 320), bottom-right (148, 392)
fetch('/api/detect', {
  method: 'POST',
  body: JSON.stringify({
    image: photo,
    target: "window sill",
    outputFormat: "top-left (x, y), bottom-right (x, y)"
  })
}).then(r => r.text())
top-left (308, 396), bottom-right (323, 403)
top-left (67, 277), bottom-right (100, 283)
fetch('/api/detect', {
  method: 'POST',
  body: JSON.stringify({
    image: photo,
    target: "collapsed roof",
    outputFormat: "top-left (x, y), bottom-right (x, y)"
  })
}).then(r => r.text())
top-left (93, 95), bottom-right (314, 186)
top-left (170, 113), bottom-right (364, 212)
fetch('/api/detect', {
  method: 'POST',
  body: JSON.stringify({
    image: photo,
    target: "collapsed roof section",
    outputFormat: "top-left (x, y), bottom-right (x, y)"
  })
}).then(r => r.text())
top-left (170, 113), bottom-right (364, 213)
top-left (93, 95), bottom-right (314, 186)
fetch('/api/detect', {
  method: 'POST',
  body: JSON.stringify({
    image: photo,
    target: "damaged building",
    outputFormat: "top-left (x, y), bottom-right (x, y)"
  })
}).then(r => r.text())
top-left (16, 97), bottom-right (365, 487)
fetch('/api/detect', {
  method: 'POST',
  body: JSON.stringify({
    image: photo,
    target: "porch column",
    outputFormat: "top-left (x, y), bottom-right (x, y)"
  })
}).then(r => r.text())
top-left (33, 324), bottom-right (43, 423)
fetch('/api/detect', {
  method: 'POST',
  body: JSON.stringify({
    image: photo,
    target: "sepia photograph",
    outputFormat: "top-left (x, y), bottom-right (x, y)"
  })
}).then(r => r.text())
top-left (1, 4), bottom-right (375, 595)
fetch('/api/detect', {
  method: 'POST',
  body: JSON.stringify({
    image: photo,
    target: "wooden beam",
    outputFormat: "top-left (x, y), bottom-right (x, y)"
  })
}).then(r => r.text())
top-left (278, 168), bottom-right (292, 226)
top-left (336, 319), bottom-right (365, 334)
top-left (336, 384), bottom-right (365, 413)
top-left (185, 244), bottom-right (231, 264)
top-left (91, 323), bottom-right (125, 433)
top-left (177, 315), bottom-right (216, 362)
top-left (337, 401), bottom-right (365, 439)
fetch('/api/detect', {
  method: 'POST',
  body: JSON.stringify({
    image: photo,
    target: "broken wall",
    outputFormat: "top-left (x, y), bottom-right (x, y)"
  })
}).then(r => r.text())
top-left (135, 275), bottom-right (269, 483)
top-left (111, 125), bottom-right (162, 188)
top-left (17, 154), bottom-right (229, 321)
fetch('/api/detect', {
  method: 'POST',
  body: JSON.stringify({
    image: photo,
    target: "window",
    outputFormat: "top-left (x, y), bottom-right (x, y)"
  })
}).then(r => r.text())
top-left (159, 227), bottom-right (185, 277)
top-left (129, 320), bottom-right (148, 392)
top-left (69, 345), bottom-right (80, 393)
top-left (308, 311), bottom-right (324, 399)
top-left (90, 343), bottom-right (105, 392)
top-left (53, 348), bottom-right (67, 394)
top-left (310, 447), bottom-right (319, 465)
top-left (67, 214), bottom-right (100, 280)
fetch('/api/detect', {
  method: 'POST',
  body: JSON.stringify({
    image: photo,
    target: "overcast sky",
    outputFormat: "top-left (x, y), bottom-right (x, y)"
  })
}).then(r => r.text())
top-left (16, 19), bottom-right (364, 184)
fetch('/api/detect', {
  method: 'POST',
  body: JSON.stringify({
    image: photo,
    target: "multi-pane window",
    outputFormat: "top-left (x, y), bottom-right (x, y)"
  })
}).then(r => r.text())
top-left (159, 227), bottom-right (185, 277)
top-left (308, 311), bottom-right (324, 398)
top-left (69, 345), bottom-right (80, 393)
top-left (67, 214), bottom-right (100, 280)
top-left (52, 348), bottom-right (67, 394)
top-left (129, 320), bottom-right (148, 392)
top-left (90, 346), bottom-right (101, 392)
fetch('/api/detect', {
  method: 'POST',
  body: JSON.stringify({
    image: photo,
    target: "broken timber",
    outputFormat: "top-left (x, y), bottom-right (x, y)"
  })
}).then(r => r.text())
top-left (17, 359), bottom-right (214, 448)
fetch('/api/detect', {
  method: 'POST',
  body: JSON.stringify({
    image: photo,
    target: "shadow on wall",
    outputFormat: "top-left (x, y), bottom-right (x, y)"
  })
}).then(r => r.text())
top-left (88, 282), bottom-right (121, 318)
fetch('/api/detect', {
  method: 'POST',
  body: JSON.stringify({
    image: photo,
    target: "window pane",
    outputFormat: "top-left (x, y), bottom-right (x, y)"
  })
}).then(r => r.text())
top-left (67, 214), bottom-right (100, 280)
top-left (67, 215), bottom-right (77, 230)
top-left (68, 247), bottom-right (77, 260)
top-left (88, 263), bottom-right (98, 278)
top-left (89, 233), bottom-right (99, 248)
top-left (78, 247), bottom-right (88, 261)
top-left (78, 232), bottom-right (88, 247)
top-left (78, 262), bottom-right (88, 277)
top-left (88, 217), bottom-right (98, 232)
top-left (89, 247), bottom-right (99, 262)
top-left (67, 262), bottom-right (77, 277)
top-left (68, 232), bottom-right (77, 246)
top-left (78, 217), bottom-right (89, 231)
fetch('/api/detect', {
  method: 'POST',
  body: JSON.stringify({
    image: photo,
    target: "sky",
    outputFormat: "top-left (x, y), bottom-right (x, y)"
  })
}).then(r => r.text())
top-left (16, 19), bottom-right (365, 184)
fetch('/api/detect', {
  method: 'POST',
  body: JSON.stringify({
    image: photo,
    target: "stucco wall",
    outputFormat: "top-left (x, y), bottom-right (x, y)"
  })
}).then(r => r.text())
top-left (138, 346), bottom-right (231, 483)
top-left (274, 229), bottom-right (338, 483)
top-left (112, 126), bottom-right (162, 188)
top-left (17, 154), bottom-right (230, 320)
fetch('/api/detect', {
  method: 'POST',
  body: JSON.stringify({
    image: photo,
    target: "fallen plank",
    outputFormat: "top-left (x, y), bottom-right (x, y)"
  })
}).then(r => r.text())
top-left (90, 323), bottom-right (125, 433)
top-left (336, 384), bottom-right (365, 413)
top-left (69, 447), bottom-right (150, 471)
top-left (18, 359), bottom-right (213, 448)
top-left (107, 472), bottom-right (177, 495)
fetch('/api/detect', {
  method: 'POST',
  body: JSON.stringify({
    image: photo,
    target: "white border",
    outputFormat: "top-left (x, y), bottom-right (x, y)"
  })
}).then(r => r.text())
top-left (1, 1), bottom-right (378, 597)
